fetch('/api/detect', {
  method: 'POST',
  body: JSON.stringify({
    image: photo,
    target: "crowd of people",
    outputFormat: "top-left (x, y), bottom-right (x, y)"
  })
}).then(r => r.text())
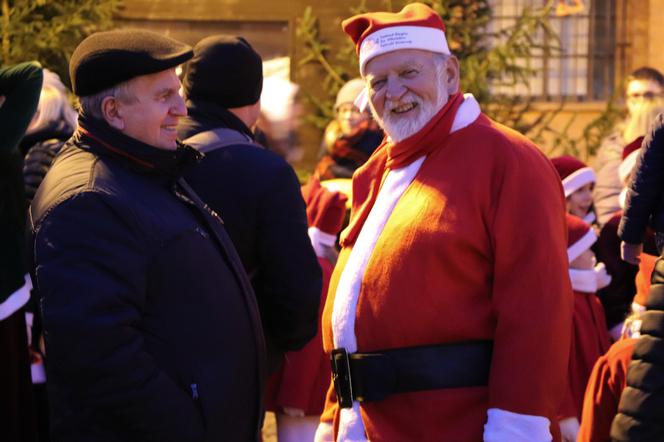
top-left (1, 2), bottom-right (664, 442)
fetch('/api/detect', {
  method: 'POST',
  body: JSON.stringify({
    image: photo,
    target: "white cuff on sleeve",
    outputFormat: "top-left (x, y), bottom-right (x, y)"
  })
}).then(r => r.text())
top-left (0, 274), bottom-right (32, 321)
top-left (483, 408), bottom-right (552, 442)
top-left (308, 227), bottom-right (338, 258)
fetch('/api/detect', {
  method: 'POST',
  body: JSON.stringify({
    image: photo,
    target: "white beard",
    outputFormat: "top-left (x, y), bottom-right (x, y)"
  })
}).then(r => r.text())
top-left (370, 86), bottom-right (448, 143)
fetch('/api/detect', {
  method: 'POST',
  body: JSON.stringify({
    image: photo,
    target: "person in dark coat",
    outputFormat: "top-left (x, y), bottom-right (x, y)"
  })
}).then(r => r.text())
top-left (178, 35), bottom-right (321, 370)
top-left (29, 30), bottom-right (266, 441)
top-left (612, 113), bottom-right (664, 441)
top-left (0, 60), bottom-right (43, 442)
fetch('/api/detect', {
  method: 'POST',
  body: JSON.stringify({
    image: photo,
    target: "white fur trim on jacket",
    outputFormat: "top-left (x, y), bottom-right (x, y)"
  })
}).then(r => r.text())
top-left (567, 228), bottom-right (597, 263)
top-left (308, 227), bottom-right (338, 258)
top-left (562, 167), bottom-right (596, 197)
top-left (483, 408), bottom-right (552, 442)
top-left (330, 94), bottom-right (480, 440)
top-left (0, 274), bottom-right (32, 321)
top-left (359, 26), bottom-right (450, 74)
top-left (583, 211), bottom-right (597, 225)
top-left (618, 149), bottom-right (640, 184)
top-left (619, 187), bottom-right (628, 210)
top-left (569, 268), bottom-right (598, 293)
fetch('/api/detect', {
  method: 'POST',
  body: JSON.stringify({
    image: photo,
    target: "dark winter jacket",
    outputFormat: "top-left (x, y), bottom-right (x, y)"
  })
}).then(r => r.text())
top-left (30, 115), bottom-right (266, 442)
top-left (178, 100), bottom-right (321, 370)
top-left (0, 60), bottom-right (42, 442)
top-left (0, 61), bottom-right (42, 307)
top-left (619, 114), bottom-right (664, 244)
top-left (20, 120), bottom-right (74, 203)
top-left (611, 257), bottom-right (664, 441)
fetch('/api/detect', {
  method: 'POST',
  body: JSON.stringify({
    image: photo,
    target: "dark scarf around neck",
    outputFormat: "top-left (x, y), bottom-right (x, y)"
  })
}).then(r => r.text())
top-left (76, 114), bottom-right (202, 180)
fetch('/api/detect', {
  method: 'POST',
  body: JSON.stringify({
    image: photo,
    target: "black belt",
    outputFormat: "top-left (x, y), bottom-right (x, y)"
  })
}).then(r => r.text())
top-left (331, 341), bottom-right (493, 408)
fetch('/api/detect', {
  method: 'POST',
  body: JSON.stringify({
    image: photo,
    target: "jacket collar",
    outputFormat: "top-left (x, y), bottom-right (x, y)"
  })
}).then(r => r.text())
top-left (182, 99), bottom-right (255, 139)
top-left (76, 114), bottom-right (202, 179)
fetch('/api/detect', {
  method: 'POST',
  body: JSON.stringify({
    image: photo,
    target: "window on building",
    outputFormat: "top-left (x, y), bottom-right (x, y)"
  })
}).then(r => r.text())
top-left (488, 0), bottom-right (616, 101)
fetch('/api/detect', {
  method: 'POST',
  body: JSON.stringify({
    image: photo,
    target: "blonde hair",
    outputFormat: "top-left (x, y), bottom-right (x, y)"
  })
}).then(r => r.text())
top-left (623, 98), bottom-right (664, 143)
top-left (27, 69), bottom-right (77, 134)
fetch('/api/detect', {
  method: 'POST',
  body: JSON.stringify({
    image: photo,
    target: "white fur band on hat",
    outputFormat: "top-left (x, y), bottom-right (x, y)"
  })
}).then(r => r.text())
top-left (618, 150), bottom-right (640, 184)
top-left (562, 167), bottom-right (596, 197)
top-left (568, 228), bottom-right (597, 263)
top-left (359, 26), bottom-right (450, 74)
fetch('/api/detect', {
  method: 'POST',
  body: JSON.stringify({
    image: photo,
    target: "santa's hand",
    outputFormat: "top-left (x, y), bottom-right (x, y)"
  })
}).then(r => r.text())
top-left (559, 417), bottom-right (579, 442)
top-left (621, 241), bottom-right (642, 265)
top-left (594, 262), bottom-right (612, 290)
top-left (314, 421), bottom-right (334, 442)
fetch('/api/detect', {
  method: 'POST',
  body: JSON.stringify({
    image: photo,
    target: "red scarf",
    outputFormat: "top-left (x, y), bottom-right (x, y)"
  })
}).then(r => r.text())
top-left (340, 93), bottom-right (465, 247)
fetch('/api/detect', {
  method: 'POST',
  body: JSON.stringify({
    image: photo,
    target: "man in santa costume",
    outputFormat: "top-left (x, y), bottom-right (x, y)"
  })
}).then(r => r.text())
top-left (315, 3), bottom-right (573, 442)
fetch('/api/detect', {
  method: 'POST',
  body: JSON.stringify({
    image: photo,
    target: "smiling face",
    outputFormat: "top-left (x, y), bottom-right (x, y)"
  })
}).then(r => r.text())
top-left (567, 183), bottom-right (594, 218)
top-left (363, 49), bottom-right (459, 142)
top-left (109, 68), bottom-right (186, 150)
top-left (570, 248), bottom-right (596, 270)
top-left (336, 102), bottom-right (367, 136)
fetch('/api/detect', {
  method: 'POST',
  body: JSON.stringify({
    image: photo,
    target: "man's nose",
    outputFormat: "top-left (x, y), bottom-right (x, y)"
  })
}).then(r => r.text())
top-left (172, 93), bottom-right (187, 117)
top-left (385, 77), bottom-right (406, 102)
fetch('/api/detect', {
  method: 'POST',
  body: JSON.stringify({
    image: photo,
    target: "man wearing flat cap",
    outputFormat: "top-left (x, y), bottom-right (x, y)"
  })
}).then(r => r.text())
top-left (29, 29), bottom-right (266, 441)
top-left (316, 3), bottom-right (573, 442)
top-left (178, 35), bottom-right (322, 373)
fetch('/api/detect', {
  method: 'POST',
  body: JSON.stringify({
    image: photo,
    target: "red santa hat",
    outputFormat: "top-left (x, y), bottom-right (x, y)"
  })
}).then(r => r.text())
top-left (301, 176), bottom-right (348, 235)
top-left (342, 2), bottom-right (451, 75)
top-left (567, 213), bottom-right (597, 263)
top-left (618, 136), bottom-right (644, 183)
top-left (550, 155), bottom-right (596, 198)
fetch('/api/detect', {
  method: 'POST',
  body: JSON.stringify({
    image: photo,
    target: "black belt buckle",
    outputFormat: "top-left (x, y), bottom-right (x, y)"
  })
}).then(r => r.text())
top-left (331, 348), bottom-right (354, 409)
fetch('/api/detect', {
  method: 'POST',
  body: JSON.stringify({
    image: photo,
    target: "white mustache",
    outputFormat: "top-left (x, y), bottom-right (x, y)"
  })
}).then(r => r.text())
top-left (384, 94), bottom-right (422, 114)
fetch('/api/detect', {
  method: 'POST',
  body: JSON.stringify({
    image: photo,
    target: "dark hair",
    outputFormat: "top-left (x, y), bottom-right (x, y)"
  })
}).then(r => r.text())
top-left (628, 66), bottom-right (664, 88)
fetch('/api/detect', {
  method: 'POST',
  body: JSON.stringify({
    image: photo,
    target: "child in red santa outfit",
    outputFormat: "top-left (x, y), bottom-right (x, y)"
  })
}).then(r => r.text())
top-left (551, 155), bottom-right (598, 226)
top-left (576, 251), bottom-right (655, 442)
top-left (265, 176), bottom-right (347, 442)
top-left (559, 214), bottom-right (612, 442)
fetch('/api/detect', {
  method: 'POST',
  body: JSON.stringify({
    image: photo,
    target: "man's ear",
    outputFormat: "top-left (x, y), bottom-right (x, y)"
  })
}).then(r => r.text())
top-left (445, 56), bottom-right (461, 95)
top-left (101, 96), bottom-right (125, 130)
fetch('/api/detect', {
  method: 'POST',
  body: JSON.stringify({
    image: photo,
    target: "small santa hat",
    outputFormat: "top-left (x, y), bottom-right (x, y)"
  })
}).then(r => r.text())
top-left (342, 3), bottom-right (451, 75)
top-left (551, 155), bottom-right (596, 197)
top-left (567, 213), bottom-right (597, 263)
top-left (301, 177), bottom-right (348, 256)
top-left (618, 136), bottom-right (644, 183)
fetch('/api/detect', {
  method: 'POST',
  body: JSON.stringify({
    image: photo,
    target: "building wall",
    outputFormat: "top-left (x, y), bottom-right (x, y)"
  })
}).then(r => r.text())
top-left (116, 0), bottom-right (664, 165)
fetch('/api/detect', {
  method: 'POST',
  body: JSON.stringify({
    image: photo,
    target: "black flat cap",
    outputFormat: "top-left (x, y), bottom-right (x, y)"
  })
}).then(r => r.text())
top-left (70, 29), bottom-right (193, 96)
top-left (182, 35), bottom-right (263, 108)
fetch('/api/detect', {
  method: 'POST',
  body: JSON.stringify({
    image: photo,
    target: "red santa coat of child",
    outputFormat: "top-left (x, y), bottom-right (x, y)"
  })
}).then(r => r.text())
top-left (560, 214), bottom-right (612, 421)
top-left (265, 178), bottom-right (348, 415)
top-left (577, 251), bottom-right (656, 441)
top-left (318, 6), bottom-right (573, 441)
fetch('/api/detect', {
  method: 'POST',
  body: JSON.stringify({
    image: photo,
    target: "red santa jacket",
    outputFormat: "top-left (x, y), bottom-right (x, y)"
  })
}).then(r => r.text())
top-left (577, 338), bottom-right (636, 442)
top-left (560, 288), bottom-right (611, 420)
top-left (321, 104), bottom-right (573, 441)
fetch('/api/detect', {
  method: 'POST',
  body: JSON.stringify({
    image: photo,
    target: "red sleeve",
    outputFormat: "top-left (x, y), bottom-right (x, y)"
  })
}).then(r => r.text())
top-left (487, 135), bottom-right (574, 419)
top-left (577, 354), bottom-right (617, 442)
top-left (577, 339), bottom-right (635, 442)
